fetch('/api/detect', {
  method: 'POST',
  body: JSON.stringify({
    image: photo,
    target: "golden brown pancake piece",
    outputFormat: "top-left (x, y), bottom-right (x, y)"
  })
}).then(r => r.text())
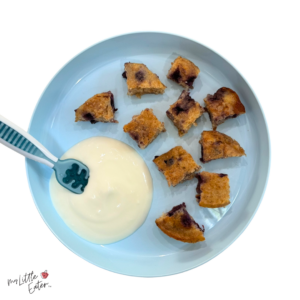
top-left (204, 87), bottom-right (245, 130)
top-left (75, 91), bottom-right (117, 124)
top-left (167, 56), bottom-right (200, 89)
top-left (166, 90), bottom-right (205, 137)
top-left (122, 63), bottom-right (166, 98)
top-left (155, 203), bottom-right (205, 243)
top-left (153, 146), bottom-right (201, 187)
top-left (200, 131), bottom-right (246, 163)
top-left (123, 108), bottom-right (166, 149)
top-left (196, 172), bottom-right (230, 208)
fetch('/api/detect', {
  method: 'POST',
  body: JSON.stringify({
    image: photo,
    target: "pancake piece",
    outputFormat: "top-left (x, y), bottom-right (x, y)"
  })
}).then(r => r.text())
top-left (204, 87), bottom-right (245, 130)
top-left (155, 203), bottom-right (205, 243)
top-left (167, 56), bottom-right (200, 89)
top-left (75, 92), bottom-right (118, 124)
top-left (123, 108), bottom-right (166, 149)
top-left (196, 172), bottom-right (230, 208)
top-left (122, 63), bottom-right (166, 98)
top-left (153, 146), bottom-right (201, 187)
top-left (166, 90), bottom-right (205, 137)
top-left (200, 131), bottom-right (246, 163)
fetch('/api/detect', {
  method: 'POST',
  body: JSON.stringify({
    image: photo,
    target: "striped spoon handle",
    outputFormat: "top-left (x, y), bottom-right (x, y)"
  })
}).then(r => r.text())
top-left (0, 115), bottom-right (58, 168)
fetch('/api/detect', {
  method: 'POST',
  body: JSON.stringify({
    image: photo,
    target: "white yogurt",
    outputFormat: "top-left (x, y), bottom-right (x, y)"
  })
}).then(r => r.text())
top-left (49, 137), bottom-right (153, 244)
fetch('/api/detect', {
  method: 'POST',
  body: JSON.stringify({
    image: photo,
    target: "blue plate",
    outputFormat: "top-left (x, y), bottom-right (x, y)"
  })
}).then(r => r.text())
top-left (26, 32), bottom-right (270, 277)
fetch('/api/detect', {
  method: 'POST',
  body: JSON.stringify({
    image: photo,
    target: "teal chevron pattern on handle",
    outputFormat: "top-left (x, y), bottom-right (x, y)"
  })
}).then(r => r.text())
top-left (0, 121), bottom-right (52, 164)
top-left (0, 121), bottom-right (39, 155)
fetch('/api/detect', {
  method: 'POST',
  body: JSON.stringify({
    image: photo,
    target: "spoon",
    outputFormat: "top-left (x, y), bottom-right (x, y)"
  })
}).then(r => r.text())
top-left (0, 115), bottom-right (89, 194)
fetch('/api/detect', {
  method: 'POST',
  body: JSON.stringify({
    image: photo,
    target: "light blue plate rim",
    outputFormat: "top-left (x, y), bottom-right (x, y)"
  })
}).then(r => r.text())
top-left (25, 31), bottom-right (271, 277)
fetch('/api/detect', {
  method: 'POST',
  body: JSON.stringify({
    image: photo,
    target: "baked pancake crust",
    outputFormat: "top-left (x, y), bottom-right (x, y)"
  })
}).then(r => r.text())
top-left (167, 56), bottom-right (200, 89)
top-left (123, 63), bottom-right (166, 98)
top-left (155, 203), bottom-right (205, 243)
top-left (204, 87), bottom-right (245, 130)
top-left (196, 172), bottom-right (230, 208)
top-left (166, 90), bottom-right (205, 137)
top-left (153, 146), bottom-right (201, 187)
top-left (200, 131), bottom-right (246, 163)
top-left (123, 108), bottom-right (166, 149)
top-left (75, 91), bottom-right (117, 124)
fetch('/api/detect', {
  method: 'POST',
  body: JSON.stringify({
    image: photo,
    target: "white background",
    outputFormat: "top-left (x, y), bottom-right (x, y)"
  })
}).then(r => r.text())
top-left (0, 0), bottom-right (299, 299)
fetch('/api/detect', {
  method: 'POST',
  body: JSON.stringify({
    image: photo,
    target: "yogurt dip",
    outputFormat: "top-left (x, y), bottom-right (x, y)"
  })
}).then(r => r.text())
top-left (50, 137), bottom-right (153, 244)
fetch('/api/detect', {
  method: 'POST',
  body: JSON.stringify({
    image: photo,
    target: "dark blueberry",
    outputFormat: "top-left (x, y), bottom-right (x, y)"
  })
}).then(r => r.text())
top-left (90, 120), bottom-right (98, 124)
top-left (207, 87), bottom-right (227, 102)
top-left (224, 114), bottom-right (238, 122)
top-left (170, 68), bottom-right (181, 83)
top-left (135, 71), bottom-right (145, 82)
top-left (167, 203), bottom-right (186, 217)
top-left (109, 92), bottom-right (118, 112)
top-left (166, 110), bottom-right (172, 117)
top-left (219, 173), bottom-right (227, 178)
top-left (180, 211), bottom-right (192, 228)
top-left (200, 145), bottom-right (205, 163)
top-left (195, 173), bottom-right (203, 194)
top-left (196, 173), bottom-right (209, 204)
top-left (83, 113), bottom-right (94, 121)
top-left (172, 91), bottom-right (195, 115)
top-left (154, 155), bottom-right (159, 159)
top-left (122, 71), bottom-right (127, 79)
top-left (173, 105), bottom-right (186, 115)
top-left (164, 158), bottom-right (174, 166)
top-left (74, 109), bottom-right (78, 112)
top-left (129, 132), bottom-right (139, 141)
